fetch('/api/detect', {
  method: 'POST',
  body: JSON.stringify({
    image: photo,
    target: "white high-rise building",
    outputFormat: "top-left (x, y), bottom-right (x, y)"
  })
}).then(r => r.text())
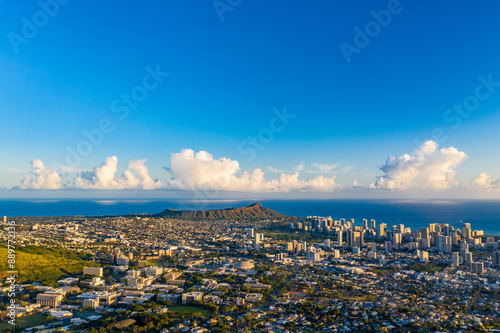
top-left (324, 239), bottom-right (331, 248)
top-left (377, 223), bottom-right (386, 238)
top-left (337, 230), bottom-right (343, 246)
top-left (463, 223), bottom-right (472, 240)
top-left (452, 252), bottom-right (460, 267)
top-left (393, 233), bottom-right (402, 250)
top-left (437, 235), bottom-right (452, 253)
top-left (306, 251), bottom-right (321, 262)
top-left (247, 228), bottom-right (254, 238)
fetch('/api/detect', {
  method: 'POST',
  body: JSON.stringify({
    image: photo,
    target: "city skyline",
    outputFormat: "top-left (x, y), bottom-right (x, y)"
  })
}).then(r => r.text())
top-left (1, 1), bottom-right (500, 198)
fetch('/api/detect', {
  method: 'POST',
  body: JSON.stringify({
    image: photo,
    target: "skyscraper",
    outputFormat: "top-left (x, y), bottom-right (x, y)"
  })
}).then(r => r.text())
top-left (470, 262), bottom-right (484, 274)
top-left (493, 251), bottom-right (500, 266)
top-left (452, 252), bottom-right (460, 267)
top-left (393, 233), bottom-right (402, 250)
top-left (463, 223), bottom-right (472, 240)
top-left (324, 239), bottom-right (331, 248)
top-left (421, 227), bottom-right (429, 240)
top-left (437, 235), bottom-right (452, 253)
top-left (377, 223), bottom-right (387, 238)
top-left (370, 219), bottom-right (376, 230)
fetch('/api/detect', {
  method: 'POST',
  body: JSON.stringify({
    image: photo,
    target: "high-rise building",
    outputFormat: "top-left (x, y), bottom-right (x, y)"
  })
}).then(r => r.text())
top-left (493, 251), bottom-right (500, 266)
top-left (393, 233), bottom-right (402, 250)
top-left (306, 251), bottom-right (321, 262)
top-left (362, 219), bottom-right (368, 230)
top-left (437, 235), bottom-right (452, 253)
top-left (254, 233), bottom-right (261, 250)
top-left (463, 223), bottom-right (472, 240)
top-left (337, 230), bottom-right (343, 246)
top-left (421, 227), bottom-right (429, 239)
top-left (247, 228), bottom-right (254, 238)
top-left (460, 242), bottom-right (469, 257)
top-left (420, 251), bottom-right (429, 262)
top-left (324, 239), bottom-right (331, 248)
top-left (385, 241), bottom-right (392, 252)
top-left (465, 251), bottom-right (473, 265)
top-left (441, 224), bottom-right (450, 236)
top-left (371, 219), bottom-right (376, 230)
top-left (3, 216), bottom-right (6, 224)
top-left (470, 262), bottom-right (484, 274)
top-left (350, 231), bottom-right (362, 248)
top-left (419, 237), bottom-right (430, 249)
top-left (377, 223), bottom-right (387, 238)
top-left (452, 252), bottom-right (460, 267)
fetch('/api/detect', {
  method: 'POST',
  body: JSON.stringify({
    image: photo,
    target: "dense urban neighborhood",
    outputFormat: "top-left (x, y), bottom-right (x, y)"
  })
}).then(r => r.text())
top-left (1, 204), bottom-right (500, 332)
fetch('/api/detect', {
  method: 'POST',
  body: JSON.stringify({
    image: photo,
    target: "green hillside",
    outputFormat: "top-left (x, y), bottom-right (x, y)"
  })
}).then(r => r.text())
top-left (0, 246), bottom-right (98, 287)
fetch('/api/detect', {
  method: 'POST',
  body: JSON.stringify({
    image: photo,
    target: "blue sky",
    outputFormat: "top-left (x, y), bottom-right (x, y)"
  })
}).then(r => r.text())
top-left (1, 0), bottom-right (500, 198)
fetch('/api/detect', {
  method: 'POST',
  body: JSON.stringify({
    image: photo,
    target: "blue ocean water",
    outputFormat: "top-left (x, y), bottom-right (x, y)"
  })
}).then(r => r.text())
top-left (1, 199), bottom-right (499, 235)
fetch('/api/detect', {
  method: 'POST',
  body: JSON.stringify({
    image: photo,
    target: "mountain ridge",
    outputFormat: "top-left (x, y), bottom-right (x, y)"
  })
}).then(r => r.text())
top-left (154, 202), bottom-right (291, 220)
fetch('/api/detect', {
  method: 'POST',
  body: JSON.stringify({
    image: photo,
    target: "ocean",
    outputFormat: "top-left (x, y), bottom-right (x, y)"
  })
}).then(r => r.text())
top-left (1, 199), bottom-right (500, 235)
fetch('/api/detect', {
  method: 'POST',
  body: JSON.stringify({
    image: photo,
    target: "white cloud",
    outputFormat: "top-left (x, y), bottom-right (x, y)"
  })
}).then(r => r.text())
top-left (266, 166), bottom-right (285, 173)
top-left (166, 149), bottom-right (337, 192)
top-left (294, 161), bottom-right (305, 172)
top-left (470, 173), bottom-right (499, 189)
top-left (6, 168), bottom-right (27, 173)
top-left (75, 156), bottom-right (164, 190)
top-left (311, 163), bottom-right (337, 173)
top-left (342, 165), bottom-right (354, 172)
top-left (20, 159), bottom-right (62, 190)
top-left (370, 141), bottom-right (468, 190)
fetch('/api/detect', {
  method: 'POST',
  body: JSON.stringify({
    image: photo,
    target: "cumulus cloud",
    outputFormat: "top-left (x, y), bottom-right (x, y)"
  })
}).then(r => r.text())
top-left (294, 162), bottom-right (305, 172)
top-left (342, 165), bottom-right (354, 172)
top-left (310, 163), bottom-right (337, 173)
top-left (6, 168), bottom-right (27, 173)
top-left (166, 149), bottom-right (338, 192)
top-left (15, 150), bottom-right (346, 193)
top-left (266, 166), bottom-right (286, 173)
top-left (370, 141), bottom-right (468, 190)
top-left (470, 173), bottom-right (499, 189)
top-left (20, 159), bottom-right (63, 190)
top-left (75, 157), bottom-right (164, 190)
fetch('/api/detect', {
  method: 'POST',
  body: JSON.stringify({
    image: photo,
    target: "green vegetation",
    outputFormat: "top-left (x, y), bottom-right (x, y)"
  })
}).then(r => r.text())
top-left (371, 268), bottom-right (397, 276)
top-left (167, 305), bottom-right (211, 315)
top-left (406, 263), bottom-right (448, 273)
top-left (0, 313), bottom-right (46, 331)
top-left (0, 245), bottom-right (98, 287)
